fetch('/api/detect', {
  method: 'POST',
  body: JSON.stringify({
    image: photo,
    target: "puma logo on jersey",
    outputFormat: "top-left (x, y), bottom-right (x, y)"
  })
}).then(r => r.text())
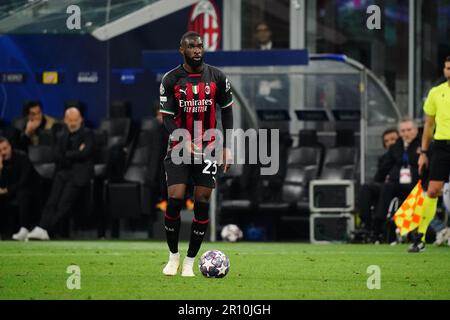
top-left (180, 88), bottom-right (187, 95)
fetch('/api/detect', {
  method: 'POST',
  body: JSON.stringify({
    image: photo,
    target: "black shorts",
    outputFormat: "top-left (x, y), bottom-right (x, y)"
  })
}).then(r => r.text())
top-left (164, 151), bottom-right (220, 189)
top-left (429, 140), bottom-right (450, 182)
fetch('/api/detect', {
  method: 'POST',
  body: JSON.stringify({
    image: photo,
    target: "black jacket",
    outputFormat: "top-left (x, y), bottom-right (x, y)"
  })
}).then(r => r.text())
top-left (371, 151), bottom-right (390, 183)
top-left (0, 150), bottom-right (39, 196)
top-left (54, 125), bottom-right (95, 186)
top-left (374, 135), bottom-right (421, 184)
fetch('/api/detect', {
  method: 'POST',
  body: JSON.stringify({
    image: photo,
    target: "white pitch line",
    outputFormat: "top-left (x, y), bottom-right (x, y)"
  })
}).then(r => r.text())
top-left (0, 252), bottom-right (125, 257)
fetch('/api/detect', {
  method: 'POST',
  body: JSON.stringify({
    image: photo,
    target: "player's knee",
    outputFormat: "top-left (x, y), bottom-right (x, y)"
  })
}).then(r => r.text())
top-left (195, 195), bottom-right (210, 203)
top-left (168, 188), bottom-right (185, 199)
top-left (193, 201), bottom-right (209, 222)
top-left (194, 190), bottom-right (212, 202)
top-left (166, 198), bottom-right (184, 218)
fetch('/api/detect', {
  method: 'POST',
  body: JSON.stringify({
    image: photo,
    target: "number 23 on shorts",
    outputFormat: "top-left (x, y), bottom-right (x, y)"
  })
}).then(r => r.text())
top-left (202, 159), bottom-right (218, 175)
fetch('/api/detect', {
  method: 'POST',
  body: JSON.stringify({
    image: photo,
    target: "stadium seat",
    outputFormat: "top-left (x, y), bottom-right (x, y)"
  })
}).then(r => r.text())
top-left (257, 130), bottom-right (292, 203)
top-left (106, 146), bottom-right (151, 215)
top-left (219, 164), bottom-right (253, 211)
top-left (100, 118), bottom-right (132, 145)
top-left (92, 130), bottom-right (108, 178)
top-left (319, 147), bottom-right (358, 180)
top-left (335, 129), bottom-right (356, 147)
top-left (98, 119), bottom-right (133, 179)
top-left (110, 100), bottom-right (131, 118)
top-left (298, 129), bottom-right (320, 146)
top-left (261, 147), bottom-right (321, 211)
top-left (103, 120), bottom-right (163, 238)
top-left (256, 147), bottom-right (321, 240)
top-left (298, 129), bottom-right (326, 176)
top-left (286, 147), bottom-right (322, 202)
top-left (28, 145), bottom-right (56, 180)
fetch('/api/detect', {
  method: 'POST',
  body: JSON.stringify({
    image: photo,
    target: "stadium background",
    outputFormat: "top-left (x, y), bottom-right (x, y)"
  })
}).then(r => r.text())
top-left (0, 0), bottom-right (450, 302)
top-left (0, 0), bottom-right (449, 242)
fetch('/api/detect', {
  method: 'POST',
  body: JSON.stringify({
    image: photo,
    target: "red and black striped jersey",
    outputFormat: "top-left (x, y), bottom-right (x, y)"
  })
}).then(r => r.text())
top-left (159, 64), bottom-right (234, 149)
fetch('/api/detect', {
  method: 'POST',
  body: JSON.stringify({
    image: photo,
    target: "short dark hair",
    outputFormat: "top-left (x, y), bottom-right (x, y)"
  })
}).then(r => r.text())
top-left (23, 100), bottom-right (42, 116)
top-left (255, 21), bottom-right (270, 31)
top-left (180, 31), bottom-right (202, 46)
top-left (383, 128), bottom-right (398, 137)
top-left (382, 128), bottom-right (399, 147)
top-left (0, 136), bottom-right (9, 144)
top-left (445, 56), bottom-right (450, 63)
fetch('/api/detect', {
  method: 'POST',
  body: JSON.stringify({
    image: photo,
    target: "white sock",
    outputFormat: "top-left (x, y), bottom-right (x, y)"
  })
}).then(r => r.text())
top-left (184, 257), bottom-right (195, 265)
top-left (170, 252), bottom-right (180, 259)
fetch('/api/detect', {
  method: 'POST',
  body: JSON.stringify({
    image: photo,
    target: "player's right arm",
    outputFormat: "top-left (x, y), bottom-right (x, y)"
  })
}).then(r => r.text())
top-left (159, 75), bottom-right (196, 154)
top-left (159, 75), bottom-right (177, 121)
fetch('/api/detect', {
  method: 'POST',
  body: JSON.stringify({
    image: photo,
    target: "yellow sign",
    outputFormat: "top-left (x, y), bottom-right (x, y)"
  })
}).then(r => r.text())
top-left (42, 71), bottom-right (59, 84)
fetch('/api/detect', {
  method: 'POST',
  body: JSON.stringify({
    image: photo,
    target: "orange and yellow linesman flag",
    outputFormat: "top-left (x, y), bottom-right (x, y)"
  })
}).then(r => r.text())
top-left (394, 180), bottom-right (425, 236)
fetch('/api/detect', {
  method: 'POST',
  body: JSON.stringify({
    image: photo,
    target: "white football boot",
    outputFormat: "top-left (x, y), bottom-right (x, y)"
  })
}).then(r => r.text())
top-left (12, 227), bottom-right (29, 241)
top-left (26, 226), bottom-right (50, 241)
top-left (162, 252), bottom-right (180, 276)
top-left (181, 257), bottom-right (196, 277)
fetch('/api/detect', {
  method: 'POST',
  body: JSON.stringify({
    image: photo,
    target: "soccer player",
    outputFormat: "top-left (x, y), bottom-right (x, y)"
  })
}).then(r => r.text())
top-left (159, 32), bottom-right (234, 276)
top-left (412, 56), bottom-right (450, 253)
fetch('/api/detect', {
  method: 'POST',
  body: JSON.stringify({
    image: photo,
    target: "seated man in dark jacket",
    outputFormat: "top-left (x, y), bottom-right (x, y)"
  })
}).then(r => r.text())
top-left (358, 129), bottom-right (399, 237)
top-left (371, 118), bottom-right (422, 241)
top-left (27, 107), bottom-right (94, 240)
top-left (17, 101), bottom-right (60, 150)
top-left (0, 136), bottom-right (40, 240)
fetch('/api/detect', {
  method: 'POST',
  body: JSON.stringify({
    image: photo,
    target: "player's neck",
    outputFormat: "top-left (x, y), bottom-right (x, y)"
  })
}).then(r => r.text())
top-left (183, 63), bottom-right (204, 74)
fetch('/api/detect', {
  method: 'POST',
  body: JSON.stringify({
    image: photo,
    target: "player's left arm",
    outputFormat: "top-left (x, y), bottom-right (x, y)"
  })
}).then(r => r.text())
top-left (217, 72), bottom-right (234, 173)
top-left (419, 89), bottom-right (437, 175)
top-left (419, 115), bottom-right (435, 175)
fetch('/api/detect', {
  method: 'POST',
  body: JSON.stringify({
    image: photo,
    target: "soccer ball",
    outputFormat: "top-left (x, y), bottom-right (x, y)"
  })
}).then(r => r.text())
top-left (199, 250), bottom-right (230, 278)
top-left (220, 224), bottom-right (243, 242)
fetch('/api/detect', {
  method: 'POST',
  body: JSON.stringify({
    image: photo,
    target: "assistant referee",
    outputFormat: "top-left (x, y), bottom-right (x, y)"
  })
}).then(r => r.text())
top-left (412, 56), bottom-right (450, 253)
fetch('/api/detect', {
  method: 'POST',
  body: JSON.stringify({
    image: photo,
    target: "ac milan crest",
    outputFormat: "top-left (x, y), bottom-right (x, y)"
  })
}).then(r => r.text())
top-left (188, 0), bottom-right (221, 52)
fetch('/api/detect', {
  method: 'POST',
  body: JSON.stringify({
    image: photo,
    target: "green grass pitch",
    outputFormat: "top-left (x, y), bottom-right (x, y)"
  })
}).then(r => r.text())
top-left (0, 241), bottom-right (449, 300)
